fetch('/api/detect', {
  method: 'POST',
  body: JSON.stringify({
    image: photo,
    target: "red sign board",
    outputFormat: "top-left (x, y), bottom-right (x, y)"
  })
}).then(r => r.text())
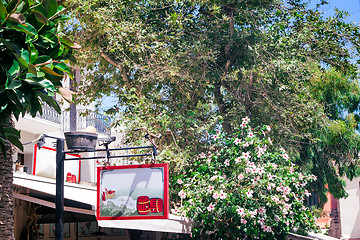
top-left (96, 163), bottom-right (169, 220)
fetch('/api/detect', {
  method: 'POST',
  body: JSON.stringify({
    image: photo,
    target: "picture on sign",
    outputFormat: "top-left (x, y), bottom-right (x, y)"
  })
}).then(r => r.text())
top-left (97, 163), bottom-right (169, 220)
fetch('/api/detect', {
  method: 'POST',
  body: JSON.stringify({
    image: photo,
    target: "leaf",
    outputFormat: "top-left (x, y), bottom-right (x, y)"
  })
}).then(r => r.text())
top-left (7, 134), bottom-right (23, 151)
top-left (31, 10), bottom-right (47, 24)
top-left (42, 31), bottom-right (57, 44)
top-left (36, 91), bottom-right (61, 113)
top-left (9, 12), bottom-right (25, 24)
top-left (34, 55), bottom-right (52, 66)
top-left (4, 126), bottom-right (20, 138)
top-left (6, 90), bottom-right (23, 111)
top-left (28, 63), bottom-right (37, 76)
top-left (8, 59), bottom-right (20, 77)
top-left (6, 75), bottom-right (22, 89)
top-left (57, 86), bottom-right (75, 102)
top-left (53, 61), bottom-right (70, 73)
top-left (43, 0), bottom-right (57, 18)
top-left (29, 43), bottom-right (38, 63)
top-left (0, 103), bottom-right (8, 113)
top-left (0, 1), bottom-right (7, 20)
top-left (40, 66), bottom-right (64, 81)
top-left (6, 21), bottom-right (38, 36)
top-left (59, 36), bottom-right (81, 49)
top-left (25, 77), bottom-right (54, 92)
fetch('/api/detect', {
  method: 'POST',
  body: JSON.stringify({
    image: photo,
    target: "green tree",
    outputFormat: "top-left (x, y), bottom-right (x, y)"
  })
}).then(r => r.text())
top-left (0, 0), bottom-right (77, 238)
top-left (69, 0), bottom-right (360, 204)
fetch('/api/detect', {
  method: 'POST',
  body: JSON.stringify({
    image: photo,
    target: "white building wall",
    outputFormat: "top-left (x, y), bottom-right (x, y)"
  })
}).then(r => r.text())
top-left (339, 176), bottom-right (360, 239)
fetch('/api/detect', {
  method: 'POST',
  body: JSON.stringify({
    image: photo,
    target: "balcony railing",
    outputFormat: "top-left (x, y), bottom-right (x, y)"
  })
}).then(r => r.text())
top-left (62, 110), bottom-right (111, 135)
top-left (36, 104), bottom-right (61, 124)
top-left (35, 105), bottom-right (111, 135)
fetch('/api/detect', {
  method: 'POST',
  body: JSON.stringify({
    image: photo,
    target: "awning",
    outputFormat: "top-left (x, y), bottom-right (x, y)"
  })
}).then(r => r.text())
top-left (13, 172), bottom-right (97, 207)
top-left (98, 215), bottom-right (192, 234)
top-left (13, 172), bottom-right (192, 234)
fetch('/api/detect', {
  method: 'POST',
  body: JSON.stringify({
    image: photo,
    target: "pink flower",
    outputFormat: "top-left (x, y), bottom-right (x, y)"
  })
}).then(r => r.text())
top-left (236, 207), bottom-right (245, 216)
top-left (237, 173), bottom-right (244, 180)
top-left (246, 190), bottom-right (253, 198)
top-left (207, 185), bottom-right (214, 193)
top-left (241, 219), bottom-right (247, 224)
top-left (213, 135), bottom-right (219, 141)
top-left (210, 176), bottom-right (217, 181)
top-left (213, 192), bottom-right (220, 199)
top-left (258, 207), bottom-right (266, 215)
top-left (241, 122), bottom-right (247, 129)
top-left (262, 225), bottom-right (272, 232)
top-left (177, 179), bottom-right (183, 184)
top-left (171, 208), bottom-right (179, 214)
top-left (266, 125), bottom-right (271, 132)
top-left (281, 153), bottom-right (289, 160)
top-left (178, 190), bottom-right (186, 199)
top-left (242, 152), bottom-right (251, 161)
top-left (235, 157), bottom-right (241, 164)
top-left (242, 116), bottom-right (250, 124)
top-left (224, 159), bottom-right (230, 166)
top-left (234, 138), bottom-right (242, 145)
top-left (219, 190), bottom-right (227, 199)
top-left (207, 203), bottom-right (215, 212)
top-left (243, 142), bottom-right (250, 147)
top-left (247, 131), bottom-right (255, 138)
top-left (304, 190), bottom-right (311, 197)
top-left (249, 210), bottom-right (257, 218)
top-left (199, 152), bottom-right (206, 158)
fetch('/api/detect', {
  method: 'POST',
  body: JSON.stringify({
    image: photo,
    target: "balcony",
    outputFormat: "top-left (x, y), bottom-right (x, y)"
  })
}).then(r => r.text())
top-left (62, 110), bottom-right (111, 136)
top-left (18, 105), bottom-right (111, 136)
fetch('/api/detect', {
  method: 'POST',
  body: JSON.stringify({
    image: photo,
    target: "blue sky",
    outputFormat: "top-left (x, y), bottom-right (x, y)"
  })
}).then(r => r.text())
top-left (310, 0), bottom-right (360, 22)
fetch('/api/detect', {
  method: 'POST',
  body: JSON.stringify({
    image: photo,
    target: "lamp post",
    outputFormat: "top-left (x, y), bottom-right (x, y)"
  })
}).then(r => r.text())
top-left (55, 139), bottom-right (65, 240)
top-left (52, 135), bottom-right (157, 240)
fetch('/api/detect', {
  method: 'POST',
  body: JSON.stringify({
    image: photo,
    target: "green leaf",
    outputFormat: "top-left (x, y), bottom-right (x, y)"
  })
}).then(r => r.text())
top-left (31, 10), bottom-right (47, 24)
top-left (7, 135), bottom-right (23, 151)
top-left (34, 55), bottom-right (52, 66)
top-left (28, 63), bottom-right (37, 76)
top-left (40, 66), bottom-right (61, 77)
top-left (0, 103), bottom-right (8, 113)
top-left (53, 61), bottom-right (70, 73)
top-left (36, 91), bottom-right (61, 114)
top-left (21, 49), bottom-right (30, 65)
top-left (42, 31), bottom-right (57, 44)
top-left (4, 126), bottom-right (20, 138)
top-left (0, 0), bottom-right (7, 20)
top-left (25, 77), bottom-right (54, 92)
top-left (8, 59), bottom-right (20, 77)
top-left (43, 0), bottom-right (58, 18)
top-left (29, 42), bottom-right (38, 63)
top-left (6, 90), bottom-right (23, 110)
top-left (6, 21), bottom-right (38, 36)
top-left (6, 75), bottom-right (22, 89)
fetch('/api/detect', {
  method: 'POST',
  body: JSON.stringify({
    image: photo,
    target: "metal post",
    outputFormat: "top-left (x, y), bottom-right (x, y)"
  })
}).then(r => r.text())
top-left (55, 139), bottom-right (65, 240)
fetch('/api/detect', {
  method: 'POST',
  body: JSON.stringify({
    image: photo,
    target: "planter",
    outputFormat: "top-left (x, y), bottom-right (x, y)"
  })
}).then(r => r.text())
top-left (64, 132), bottom-right (98, 151)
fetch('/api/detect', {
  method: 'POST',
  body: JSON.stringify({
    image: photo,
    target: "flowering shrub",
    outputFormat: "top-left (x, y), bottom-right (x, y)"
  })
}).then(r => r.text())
top-left (172, 118), bottom-right (318, 239)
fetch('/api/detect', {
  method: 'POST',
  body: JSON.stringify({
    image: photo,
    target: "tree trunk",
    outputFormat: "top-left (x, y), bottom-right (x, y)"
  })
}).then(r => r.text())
top-left (0, 120), bottom-right (15, 240)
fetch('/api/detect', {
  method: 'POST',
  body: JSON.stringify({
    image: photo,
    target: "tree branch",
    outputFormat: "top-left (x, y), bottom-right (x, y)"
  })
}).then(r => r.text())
top-left (100, 49), bottom-right (141, 97)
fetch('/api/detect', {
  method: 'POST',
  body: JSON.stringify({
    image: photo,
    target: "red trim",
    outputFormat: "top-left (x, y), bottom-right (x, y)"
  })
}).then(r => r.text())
top-left (33, 146), bottom-right (81, 179)
top-left (78, 160), bottom-right (81, 183)
top-left (33, 144), bottom-right (38, 175)
top-left (96, 163), bottom-right (169, 220)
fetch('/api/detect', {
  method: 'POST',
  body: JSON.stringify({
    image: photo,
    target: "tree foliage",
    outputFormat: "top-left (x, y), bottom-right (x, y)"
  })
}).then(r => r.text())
top-left (172, 120), bottom-right (318, 239)
top-left (68, 0), bottom-right (360, 203)
top-left (0, 0), bottom-right (78, 156)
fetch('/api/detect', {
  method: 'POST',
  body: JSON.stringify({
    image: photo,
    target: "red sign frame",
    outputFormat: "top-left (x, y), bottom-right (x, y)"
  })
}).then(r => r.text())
top-left (96, 163), bottom-right (169, 220)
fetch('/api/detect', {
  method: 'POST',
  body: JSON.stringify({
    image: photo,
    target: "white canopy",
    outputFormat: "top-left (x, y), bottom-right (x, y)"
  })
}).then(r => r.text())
top-left (13, 172), bottom-right (192, 234)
